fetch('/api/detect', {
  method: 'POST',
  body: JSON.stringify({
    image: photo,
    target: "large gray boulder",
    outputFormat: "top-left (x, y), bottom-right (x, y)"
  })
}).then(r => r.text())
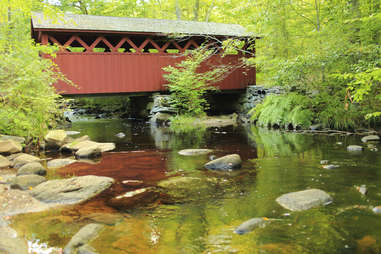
top-left (30, 175), bottom-right (114, 204)
top-left (276, 189), bottom-right (332, 211)
top-left (0, 135), bottom-right (25, 144)
top-left (45, 130), bottom-right (68, 148)
top-left (361, 135), bottom-right (380, 143)
top-left (17, 162), bottom-right (46, 176)
top-left (0, 155), bottom-right (11, 168)
top-left (63, 223), bottom-right (103, 254)
top-left (11, 175), bottom-right (46, 190)
top-left (204, 154), bottom-right (242, 170)
top-left (178, 149), bottom-right (213, 156)
top-left (13, 154), bottom-right (40, 168)
top-left (47, 158), bottom-right (77, 168)
top-left (0, 140), bottom-right (22, 154)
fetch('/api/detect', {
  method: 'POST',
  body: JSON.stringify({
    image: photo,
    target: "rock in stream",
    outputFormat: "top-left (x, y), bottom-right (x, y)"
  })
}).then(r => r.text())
top-left (276, 189), bottom-right (332, 211)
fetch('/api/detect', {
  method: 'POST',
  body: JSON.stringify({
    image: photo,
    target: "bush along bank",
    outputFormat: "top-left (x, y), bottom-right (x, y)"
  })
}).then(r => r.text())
top-left (248, 90), bottom-right (381, 132)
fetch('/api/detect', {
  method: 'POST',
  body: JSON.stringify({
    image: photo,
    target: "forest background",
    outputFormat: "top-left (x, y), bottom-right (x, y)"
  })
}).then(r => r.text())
top-left (0, 0), bottom-right (380, 141)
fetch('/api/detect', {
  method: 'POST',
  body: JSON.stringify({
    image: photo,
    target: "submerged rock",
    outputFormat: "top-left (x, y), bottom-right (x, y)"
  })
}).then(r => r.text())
top-left (178, 149), bottom-right (213, 156)
top-left (372, 206), bottom-right (381, 214)
top-left (322, 164), bottom-right (339, 170)
top-left (30, 175), bottom-right (114, 204)
top-left (204, 154), bottom-right (242, 171)
top-left (0, 139), bottom-right (22, 155)
top-left (115, 132), bottom-right (126, 138)
top-left (17, 162), bottom-right (46, 176)
top-left (121, 180), bottom-right (144, 187)
top-left (361, 135), bottom-right (380, 143)
top-left (11, 175), bottom-right (46, 190)
top-left (63, 223), bottom-right (104, 254)
top-left (157, 176), bottom-right (216, 202)
top-left (235, 217), bottom-right (270, 235)
top-left (47, 158), bottom-right (77, 168)
top-left (276, 189), bottom-right (332, 211)
top-left (0, 155), bottom-right (11, 168)
top-left (347, 145), bottom-right (363, 152)
top-left (109, 187), bottom-right (158, 209)
top-left (356, 185), bottom-right (368, 195)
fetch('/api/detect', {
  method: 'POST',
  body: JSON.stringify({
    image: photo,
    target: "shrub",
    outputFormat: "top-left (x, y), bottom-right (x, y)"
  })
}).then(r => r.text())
top-left (163, 47), bottom-right (228, 116)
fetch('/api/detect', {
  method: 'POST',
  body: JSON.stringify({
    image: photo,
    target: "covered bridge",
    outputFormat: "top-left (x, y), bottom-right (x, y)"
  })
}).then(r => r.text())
top-left (31, 12), bottom-right (256, 95)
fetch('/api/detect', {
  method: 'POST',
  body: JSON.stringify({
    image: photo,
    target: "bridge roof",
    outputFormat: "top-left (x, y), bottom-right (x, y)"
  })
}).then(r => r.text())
top-left (31, 12), bottom-right (251, 37)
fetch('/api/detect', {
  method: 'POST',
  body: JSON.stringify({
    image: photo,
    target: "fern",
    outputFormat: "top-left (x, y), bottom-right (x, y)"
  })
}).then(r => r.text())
top-left (250, 93), bottom-right (314, 129)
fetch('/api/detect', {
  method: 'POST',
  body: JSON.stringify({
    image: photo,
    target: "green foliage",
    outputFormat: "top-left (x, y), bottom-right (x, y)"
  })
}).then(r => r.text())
top-left (250, 93), bottom-right (313, 129)
top-left (163, 47), bottom-right (227, 116)
top-left (0, 7), bottom-right (68, 142)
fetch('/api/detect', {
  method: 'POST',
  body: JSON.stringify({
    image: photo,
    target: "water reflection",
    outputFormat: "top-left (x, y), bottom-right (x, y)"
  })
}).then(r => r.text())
top-left (10, 119), bottom-right (381, 253)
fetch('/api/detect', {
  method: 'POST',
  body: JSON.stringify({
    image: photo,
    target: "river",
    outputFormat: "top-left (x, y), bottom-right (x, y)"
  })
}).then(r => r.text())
top-left (10, 117), bottom-right (381, 253)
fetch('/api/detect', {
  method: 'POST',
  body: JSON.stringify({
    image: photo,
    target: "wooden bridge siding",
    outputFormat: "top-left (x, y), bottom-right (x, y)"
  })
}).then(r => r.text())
top-left (53, 52), bottom-right (255, 95)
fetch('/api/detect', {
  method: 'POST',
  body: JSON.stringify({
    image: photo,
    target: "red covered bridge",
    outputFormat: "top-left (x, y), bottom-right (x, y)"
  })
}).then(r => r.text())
top-left (31, 12), bottom-right (256, 95)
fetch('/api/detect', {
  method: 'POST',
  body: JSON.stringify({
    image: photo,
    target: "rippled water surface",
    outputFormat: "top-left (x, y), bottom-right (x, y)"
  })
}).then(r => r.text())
top-left (11, 118), bottom-right (381, 253)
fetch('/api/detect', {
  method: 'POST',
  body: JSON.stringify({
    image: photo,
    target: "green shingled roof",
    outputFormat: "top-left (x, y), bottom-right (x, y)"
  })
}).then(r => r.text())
top-left (31, 12), bottom-right (250, 37)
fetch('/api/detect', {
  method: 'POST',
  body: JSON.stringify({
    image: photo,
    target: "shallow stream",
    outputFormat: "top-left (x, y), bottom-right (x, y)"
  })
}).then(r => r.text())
top-left (11, 118), bottom-right (381, 253)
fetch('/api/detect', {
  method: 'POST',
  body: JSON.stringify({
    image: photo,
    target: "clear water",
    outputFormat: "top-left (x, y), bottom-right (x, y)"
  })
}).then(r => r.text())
top-left (11, 118), bottom-right (381, 253)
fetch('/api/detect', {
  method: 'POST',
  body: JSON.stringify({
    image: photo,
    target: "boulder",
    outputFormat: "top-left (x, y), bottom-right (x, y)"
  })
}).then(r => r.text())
top-left (276, 189), bottom-right (332, 211)
top-left (0, 140), bottom-right (22, 154)
top-left (0, 226), bottom-right (28, 254)
top-left (109, 187), bottom-right (158, 209)
top-left (347, 145), bottom-right (363, 151)
top-left (235, 218), bottom-right (270, 235)
top-left (178, 149), bottom-right (213, 156)
top-left (30, 175), bottom-right (114, 204)
top-left (17, 162), bottom-right (46, 176)
top-left (11, 175), bottom-right (46, 190)
top-left (47, 158), bottom-right (77, 168)
top-left (44, 130), bottom-right (68, 147)
top-left (151, 112), bottom-right (172, 125)
top-left (63, 223), bottom-right (103, 254)
top-left (13, 154), bottom-right (40, 168)
top-left (75, 146), bottom-right (102, 158)
top-left (0, 155), bottom-right (11, 168)
top-left (97, 143), bottom-right (115, 152)
top-left (204, 154), bottom-right (242, 170)
top-left (62, 140), bottom-right (115, 153)
top-left (157, 176), bottom-right (216, 202)
top-left (0, 135), bottom-right (25, 144)
top-left (361, 135), bottom-right (380, 143)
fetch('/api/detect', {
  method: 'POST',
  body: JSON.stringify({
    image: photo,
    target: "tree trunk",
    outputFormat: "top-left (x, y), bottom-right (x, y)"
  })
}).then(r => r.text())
top-left (205, 0), bottom-right (215, 22)
top-left (175, 0), bottom-right (181, 20)
top-left (193, 0), bottom-right (199, 21)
